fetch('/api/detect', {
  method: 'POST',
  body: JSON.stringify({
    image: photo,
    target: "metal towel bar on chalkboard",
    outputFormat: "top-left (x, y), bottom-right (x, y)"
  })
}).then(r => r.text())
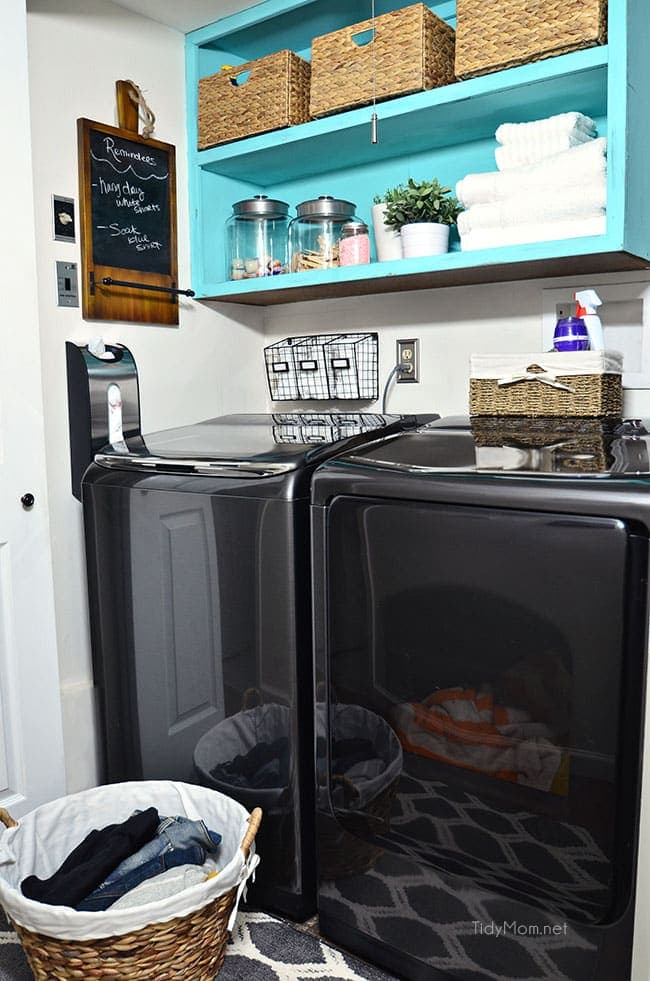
top-left (102, 277), bottom-right (195, 297)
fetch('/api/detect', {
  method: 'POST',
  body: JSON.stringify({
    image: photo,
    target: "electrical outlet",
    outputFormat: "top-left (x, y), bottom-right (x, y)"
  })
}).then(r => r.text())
top-left (556, 302), bottom-right (574, 320)
top-left (396, 338), bottom-right (419, 383)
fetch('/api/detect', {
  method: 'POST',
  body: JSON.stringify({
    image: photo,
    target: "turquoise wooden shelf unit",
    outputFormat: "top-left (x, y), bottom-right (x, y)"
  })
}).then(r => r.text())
top-left (185, 0), bottom-right (650, 305)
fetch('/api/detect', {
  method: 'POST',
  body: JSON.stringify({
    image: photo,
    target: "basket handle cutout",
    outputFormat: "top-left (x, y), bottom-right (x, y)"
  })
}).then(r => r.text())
top-left (230, 70), bottom-right (252, 87)
top-left (351, 28), bottom-right (375, 47)
top-left (0, 808), bottom-right (18, 830)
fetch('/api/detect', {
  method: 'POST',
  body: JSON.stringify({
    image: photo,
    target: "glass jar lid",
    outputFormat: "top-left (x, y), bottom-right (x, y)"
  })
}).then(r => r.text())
top-left (295, 195), bottom-right (356, 220)
top-left (341, 220), bottom-right (369, 235)
top-left (232, 194), bottom-right (290, 219)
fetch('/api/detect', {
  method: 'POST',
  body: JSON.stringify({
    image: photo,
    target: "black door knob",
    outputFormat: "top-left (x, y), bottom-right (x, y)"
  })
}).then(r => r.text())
top-left (21, 493), bottom-right (35, 509)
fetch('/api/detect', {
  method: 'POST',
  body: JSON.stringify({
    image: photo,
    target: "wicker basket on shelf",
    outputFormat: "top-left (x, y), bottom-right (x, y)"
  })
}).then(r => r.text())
top-left (469, 352), bottom-right (623, 419)
top-left (198, 50), bottom-right (311, 149)
top-left (455, 0), bottom-right (607, 79)
top-left (310, 3), bottom-right (455, 118)
top-left (0, 792), bottom-right (262, 981)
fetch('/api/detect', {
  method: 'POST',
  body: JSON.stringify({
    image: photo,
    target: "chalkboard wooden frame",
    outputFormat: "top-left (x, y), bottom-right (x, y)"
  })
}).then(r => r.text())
top-left (78, 118), bottom-right (179, 325)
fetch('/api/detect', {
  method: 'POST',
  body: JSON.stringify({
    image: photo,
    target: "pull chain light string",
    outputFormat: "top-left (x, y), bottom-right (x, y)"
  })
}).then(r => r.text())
top-left (370, 0), bottom-right (378, 143)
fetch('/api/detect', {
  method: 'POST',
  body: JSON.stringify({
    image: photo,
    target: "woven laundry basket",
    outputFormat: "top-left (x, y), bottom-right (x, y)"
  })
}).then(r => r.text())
top-left (198, 50), bottom-right (311, 149)
top-left (309, 3), bottom-right (455, 118)
top-left (455, 0), bottom-right (607, 79)
top-left (469, 351), bottom-right (623, 418)
top-left (0, 782), bottom-right (261, 981)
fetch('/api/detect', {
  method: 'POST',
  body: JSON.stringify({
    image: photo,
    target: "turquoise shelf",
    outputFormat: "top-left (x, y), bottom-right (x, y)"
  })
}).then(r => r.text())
top-left (185, 0), bottom-right (650, 306)
top-left (195, 47), bottom-right (608, 185)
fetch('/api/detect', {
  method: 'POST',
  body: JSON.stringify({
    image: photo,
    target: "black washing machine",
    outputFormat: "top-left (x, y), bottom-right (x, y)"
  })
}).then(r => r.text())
top-left (311, 416), bottom-right (649, 980)
top-left (67, 341), bottom-right (433, 922)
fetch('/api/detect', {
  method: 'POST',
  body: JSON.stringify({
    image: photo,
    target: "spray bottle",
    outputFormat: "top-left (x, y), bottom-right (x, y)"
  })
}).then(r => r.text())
top-left (575, 289), bottom-right (605, 350)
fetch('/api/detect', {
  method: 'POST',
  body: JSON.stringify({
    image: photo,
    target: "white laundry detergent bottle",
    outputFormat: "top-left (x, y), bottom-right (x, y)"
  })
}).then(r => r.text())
top-left (575, 289), bottom-right (605, 350)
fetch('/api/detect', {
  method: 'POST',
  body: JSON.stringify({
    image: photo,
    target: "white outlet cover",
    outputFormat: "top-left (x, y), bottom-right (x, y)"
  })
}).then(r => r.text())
top-left (542, 281), bottom-right (650, 389)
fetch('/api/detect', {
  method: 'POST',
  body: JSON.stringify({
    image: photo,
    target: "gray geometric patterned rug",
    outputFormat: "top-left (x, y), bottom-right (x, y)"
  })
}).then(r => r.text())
top-left (387, 772), bottom-right (611, 923)
top-left (0, 907), bottom-right (395, 980)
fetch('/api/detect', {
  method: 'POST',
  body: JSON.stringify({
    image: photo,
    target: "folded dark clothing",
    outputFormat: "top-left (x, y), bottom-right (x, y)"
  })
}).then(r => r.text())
top-left (76, 845), bottom-right (206, 911)
top-left (211, 737), bottom-right (290, 789)
top-left (76, 813), bottom-right (222, 911)
top-left (21, 807), bottom-right (159, 908)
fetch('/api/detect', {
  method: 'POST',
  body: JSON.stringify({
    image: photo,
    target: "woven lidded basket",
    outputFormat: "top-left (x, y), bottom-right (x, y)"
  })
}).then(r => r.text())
top-left (0, 785), bottom-right (262, 981)
top-left (198, 50), bottom-right (311, 149)
top-left (469, 351), bottom-right (623, 418)
top-left (455, 0), bottom-right (607, 79)
top-left (310, 3), bottom-right (455, 119)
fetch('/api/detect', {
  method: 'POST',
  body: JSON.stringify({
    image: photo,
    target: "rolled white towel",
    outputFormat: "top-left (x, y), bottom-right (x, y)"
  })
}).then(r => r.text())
top-left (457, 184), bottom-right (606, 235)
top-left (496, 130), bottom-right (596, 171)
top-left (460, 215), bottom-right (607, 251)
top-left (456, 138), bottom-right (607, 207)
top-left (495, 111), bottom-right (596, 145)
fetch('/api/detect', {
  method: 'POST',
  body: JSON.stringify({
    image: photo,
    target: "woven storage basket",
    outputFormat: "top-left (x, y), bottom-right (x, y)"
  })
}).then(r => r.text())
top-left (198, 50), bottom-right (311, 149)
top-left (310, 3), bottom-right (455, 118)
top-left (0, 789), bottom-right (261, 981)
top-left (471, 417), bottom-right (616, 474)
top-left (469, 352), bottom-right (623, 418)
top-left (455, 0), bottom-right (607, 79)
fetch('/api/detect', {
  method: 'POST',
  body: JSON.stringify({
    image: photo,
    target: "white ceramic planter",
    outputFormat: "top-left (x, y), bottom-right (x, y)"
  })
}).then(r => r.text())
top-left (400, 222), bottom-right (450, 258)
top-left (371, 203), bottom-right (403, 262)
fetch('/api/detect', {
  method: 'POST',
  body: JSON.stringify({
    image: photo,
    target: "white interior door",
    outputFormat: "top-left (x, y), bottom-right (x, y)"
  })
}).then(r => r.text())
top-left (0, 0), bottom-right (66, 817)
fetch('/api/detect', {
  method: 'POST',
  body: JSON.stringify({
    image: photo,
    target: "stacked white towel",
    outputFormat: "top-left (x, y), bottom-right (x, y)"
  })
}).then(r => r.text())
top-left (456, 113), bottom-right (607, 251)
top-left (495, 111), bottom-right (597, 170)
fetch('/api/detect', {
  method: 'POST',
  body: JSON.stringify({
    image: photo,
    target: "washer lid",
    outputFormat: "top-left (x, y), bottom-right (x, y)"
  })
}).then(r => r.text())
top-left (94, 412), bottom-right (416, 476)
top-left (341, 416), bottom-right (650, 478)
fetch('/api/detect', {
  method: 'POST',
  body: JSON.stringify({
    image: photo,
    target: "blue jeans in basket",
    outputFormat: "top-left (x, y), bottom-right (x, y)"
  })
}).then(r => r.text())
top-left (76, 814), bottom-right (222, 912)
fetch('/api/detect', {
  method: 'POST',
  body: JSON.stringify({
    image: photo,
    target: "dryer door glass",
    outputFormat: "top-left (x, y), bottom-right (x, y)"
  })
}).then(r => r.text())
top-left (322, 497), bottom-right (646, 927)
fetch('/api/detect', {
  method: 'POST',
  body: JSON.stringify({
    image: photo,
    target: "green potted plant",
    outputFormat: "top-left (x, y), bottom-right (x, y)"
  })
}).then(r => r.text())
top-left (371, 187), bottom-right (404, 262)
top-left (382, 177), bottom-right (461, 257)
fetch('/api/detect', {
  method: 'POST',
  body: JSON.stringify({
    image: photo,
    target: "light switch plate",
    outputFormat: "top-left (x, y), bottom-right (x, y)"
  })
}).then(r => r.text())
top-left (52, 195), bottom-right (75, 243)
top-left (56, 261), bottom-right (79, 307)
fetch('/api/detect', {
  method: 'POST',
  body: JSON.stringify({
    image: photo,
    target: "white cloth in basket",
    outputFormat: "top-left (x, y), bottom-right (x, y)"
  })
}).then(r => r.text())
top-left (0, 780), bottom-right (259, 942)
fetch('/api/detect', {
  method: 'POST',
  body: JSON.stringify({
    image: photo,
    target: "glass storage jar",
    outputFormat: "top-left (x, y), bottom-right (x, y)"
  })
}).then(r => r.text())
top-left (339, 220), bottom-right (370, 266)
top-left (289, 196), bottom-right (357, 272)
top-left (226, 195), bottom-right (290, 280)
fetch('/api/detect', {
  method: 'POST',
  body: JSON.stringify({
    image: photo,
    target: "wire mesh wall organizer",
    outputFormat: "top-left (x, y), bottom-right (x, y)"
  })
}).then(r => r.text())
top-left (264, 333), bottom-right (379, 401)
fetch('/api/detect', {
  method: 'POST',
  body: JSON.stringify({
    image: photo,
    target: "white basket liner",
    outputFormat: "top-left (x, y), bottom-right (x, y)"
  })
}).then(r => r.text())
top-left (0, 780), bottom-right (259, 942)
top-left (470, 351), bottom-right (623, 379)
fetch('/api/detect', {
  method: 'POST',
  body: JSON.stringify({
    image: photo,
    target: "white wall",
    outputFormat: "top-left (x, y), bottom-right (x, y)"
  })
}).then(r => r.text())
top-left (26, 0), bottom-right (267, 792)
top-left (264, 271), bottom-right (650, 418)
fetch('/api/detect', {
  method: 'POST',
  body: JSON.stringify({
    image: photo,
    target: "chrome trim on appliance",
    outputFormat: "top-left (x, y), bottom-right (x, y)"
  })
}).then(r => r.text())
top-left (93, 452), bottom-right (297, 478)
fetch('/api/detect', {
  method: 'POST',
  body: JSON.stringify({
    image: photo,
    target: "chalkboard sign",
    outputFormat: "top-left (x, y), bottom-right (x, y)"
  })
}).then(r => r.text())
top-left (78, 118), bottom-right (179, 324)
top-left (89, 127), bottom-right (171, 274)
